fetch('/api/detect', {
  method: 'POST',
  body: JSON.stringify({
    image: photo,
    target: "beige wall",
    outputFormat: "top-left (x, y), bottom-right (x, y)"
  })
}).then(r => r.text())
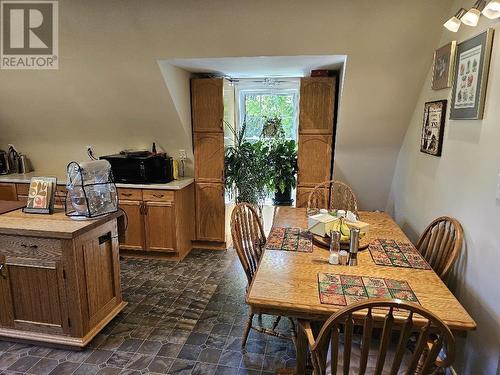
top-left (0, 0), bottom-right (452, 208)
top-left (388, 2), bottom-right (500, 373)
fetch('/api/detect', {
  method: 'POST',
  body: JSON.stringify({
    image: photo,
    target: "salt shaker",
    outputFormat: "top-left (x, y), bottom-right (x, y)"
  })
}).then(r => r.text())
top-left (328, 230), bottom-right (340, 265)
top-left (349, 227), bottom-right (360, 266)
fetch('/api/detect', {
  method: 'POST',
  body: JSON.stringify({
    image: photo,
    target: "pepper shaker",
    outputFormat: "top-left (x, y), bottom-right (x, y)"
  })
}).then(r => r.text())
top-left (349, 227), bottom-right (360, 266)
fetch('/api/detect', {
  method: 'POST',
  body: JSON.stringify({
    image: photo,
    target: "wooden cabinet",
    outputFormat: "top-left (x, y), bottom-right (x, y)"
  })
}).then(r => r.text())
top-left (296, 76), bottom-right (337, 207)
top-left (191, 79), bottom-right (224, 132)
top-left (299, 77), bottom-right (336, 134)
top-left (119, 200), bottom-right (145, 251)
top-left (194, 132), bottom-right (225, 182)
top-left (195, 183), bottom-right (225, 242)
top-left (191, 77), bottom-right (231, 249)
top-left (297, 134), bottom-right (333, 187)
top-left (296, 187), bottom-right (329, 208)
top-left (0, 183), bottom-right (16, 201)
top-left (145, 202), bottom-right (175, 252)
top-left (117, 184), bottom-right (195, 260)
top-left (0, 213), bottom-right (125, 348)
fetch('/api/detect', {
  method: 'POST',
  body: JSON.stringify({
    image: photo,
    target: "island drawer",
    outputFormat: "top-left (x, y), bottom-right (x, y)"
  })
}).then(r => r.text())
top-left (142, 189), bottom-right (174, 202)
top-left (118, 188), bottom-right (143, 201)
top-left (16, 183), bottom-right (30, 195)
top-left (0, 235), bottom-right (62, 260)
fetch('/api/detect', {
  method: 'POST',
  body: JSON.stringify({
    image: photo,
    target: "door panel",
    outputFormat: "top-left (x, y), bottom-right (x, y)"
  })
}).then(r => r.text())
top-left (195, 183), bottom-right (225, 242)
top-left (194, 133), bottom-right (224, 182)
top-left (0, 183), bottom-right (16, 201)
top-left (297, 134), bottom-right (333, 186)
top-left (119, 200), bottom-right (145, 250)
top-left (5, 258), bottom-right (68, 334)
top-left (299, 77), bottom-right (336, 134)
top-left (191, 78), bottom-right (224, 132)
top-left (145, 202), bottom-right (176, 252)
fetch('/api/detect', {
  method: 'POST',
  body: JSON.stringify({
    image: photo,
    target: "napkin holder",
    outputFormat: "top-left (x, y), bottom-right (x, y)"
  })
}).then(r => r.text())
top-left (308, 213), bottom-right (339, 237)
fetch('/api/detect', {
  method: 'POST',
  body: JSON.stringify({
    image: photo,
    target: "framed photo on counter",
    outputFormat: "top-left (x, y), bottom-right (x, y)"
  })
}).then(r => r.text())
top-left (421, 100), bottom-right (447, 157)
top-left (432, 41), bottom-right (456, 90)
top-left (450, 28), bottom-right (494, 120)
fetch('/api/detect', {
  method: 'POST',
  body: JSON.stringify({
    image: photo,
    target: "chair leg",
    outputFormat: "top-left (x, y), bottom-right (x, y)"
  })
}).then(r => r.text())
top-left (242, 313), bottom-right (254, 348)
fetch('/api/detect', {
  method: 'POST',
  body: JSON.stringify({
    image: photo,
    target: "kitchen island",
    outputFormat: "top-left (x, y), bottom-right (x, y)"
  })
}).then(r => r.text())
top-left (0, 206), bottom-right (126, 348)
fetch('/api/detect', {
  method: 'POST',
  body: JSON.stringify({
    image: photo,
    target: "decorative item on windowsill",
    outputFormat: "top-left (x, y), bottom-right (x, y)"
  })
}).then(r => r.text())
top-left (65, 160), bottom-right (118, 220)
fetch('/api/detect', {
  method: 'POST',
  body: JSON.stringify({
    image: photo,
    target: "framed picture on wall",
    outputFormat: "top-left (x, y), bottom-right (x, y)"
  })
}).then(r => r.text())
top-left (450, 28), bottom-right (495, 120)
top-left (432, 41), bottom-right (456, 90)
top-left (421, 100), bottom-right (447, 157)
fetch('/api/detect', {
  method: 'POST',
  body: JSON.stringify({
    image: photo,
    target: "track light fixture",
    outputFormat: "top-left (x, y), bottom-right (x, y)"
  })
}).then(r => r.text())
top-left (462, 0), bottom-right (486, 26)
top-left (444, 8), bottom-right (467, 32)
top-left (483, 0), bottom-right (500, 18)
top-left (444, 0), bottom-right (499, 31)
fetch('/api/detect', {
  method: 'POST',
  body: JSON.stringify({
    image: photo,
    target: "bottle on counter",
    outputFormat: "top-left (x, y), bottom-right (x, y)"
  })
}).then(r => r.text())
top-left (328, 230), bottom-right (340, 265)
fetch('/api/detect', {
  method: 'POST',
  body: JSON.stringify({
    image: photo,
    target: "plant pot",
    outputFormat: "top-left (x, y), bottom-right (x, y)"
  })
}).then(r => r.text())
top-left (273, 185), bottom-right (293, 206)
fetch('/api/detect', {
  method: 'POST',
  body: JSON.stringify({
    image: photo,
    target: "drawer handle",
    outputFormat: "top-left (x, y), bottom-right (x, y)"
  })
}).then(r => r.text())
top-left (0, 264), bottom-right (5, 279)
top-left (122, 193), bottom-right (133, 197)
top-left (153, 194), bottom-right (164, 198)
top-left (21, 244), bottom-right (38, 249)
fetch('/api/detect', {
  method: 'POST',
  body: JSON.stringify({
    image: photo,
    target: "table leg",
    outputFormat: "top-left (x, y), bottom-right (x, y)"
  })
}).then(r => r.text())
top-left (296, 322), bottom-right (307, 375)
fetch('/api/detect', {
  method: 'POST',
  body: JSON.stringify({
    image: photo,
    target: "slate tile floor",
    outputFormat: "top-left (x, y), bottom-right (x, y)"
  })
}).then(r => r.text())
top-left (0, 249), bottom-right (296, 375)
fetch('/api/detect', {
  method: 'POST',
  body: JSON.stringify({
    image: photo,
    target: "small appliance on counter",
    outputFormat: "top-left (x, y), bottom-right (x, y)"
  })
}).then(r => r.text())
top-left (65, 160), bottom-right (118, 219)
top-left (0, 150), bottom-right (9, 174)
top-left (100, 151), bottom-right (174, 184)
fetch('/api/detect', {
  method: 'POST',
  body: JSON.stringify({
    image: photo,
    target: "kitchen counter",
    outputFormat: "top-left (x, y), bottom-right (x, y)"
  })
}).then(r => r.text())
top-left (0, 172), bottom-right (194, 190)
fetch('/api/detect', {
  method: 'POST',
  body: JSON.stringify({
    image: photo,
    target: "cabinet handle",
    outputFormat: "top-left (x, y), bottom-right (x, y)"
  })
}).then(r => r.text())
top-left (153, 194), bottom-right (164, 198)
top-left (0, 264), bottom-right (6, 279)
top-left (139, 202), bottom-right (145, 215)
top-left (21, 244), bottom-right (38, 249)
top-left (122, 193), bottom-right (133, 197)
top-left (220, 119), bottom-right (224, 130)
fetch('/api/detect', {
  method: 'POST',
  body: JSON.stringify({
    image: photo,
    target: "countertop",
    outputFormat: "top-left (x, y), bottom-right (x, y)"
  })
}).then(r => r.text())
top-left (0, 208), bottom-right (124, 239)
top-left (0, 172), bottom-right (194, 190)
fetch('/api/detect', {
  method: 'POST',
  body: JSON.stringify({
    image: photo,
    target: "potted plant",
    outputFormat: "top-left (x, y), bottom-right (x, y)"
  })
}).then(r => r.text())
top-left (267, 136), bottom-right (298, 206)
top-left (224, 122), bottom-right (269, 206)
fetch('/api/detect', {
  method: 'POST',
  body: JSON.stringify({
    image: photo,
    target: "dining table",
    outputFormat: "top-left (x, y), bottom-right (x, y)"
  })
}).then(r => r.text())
top-left (246, 207), bottom-right (476, 373)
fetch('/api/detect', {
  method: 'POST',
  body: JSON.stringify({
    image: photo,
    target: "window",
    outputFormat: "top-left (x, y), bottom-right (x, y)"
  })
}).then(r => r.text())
top-left (236, 79), bottom-right (299, 142)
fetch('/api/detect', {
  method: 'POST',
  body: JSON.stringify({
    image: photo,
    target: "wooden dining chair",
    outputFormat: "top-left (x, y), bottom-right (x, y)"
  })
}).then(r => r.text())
top-left (230, 203), bottom-right (296, 347)
top-left (307, 180), bottom-right (359, 217)
top-left (299, 299), bottom-right (455, 375)
top-left (416, 217), bottom-right (463, 280)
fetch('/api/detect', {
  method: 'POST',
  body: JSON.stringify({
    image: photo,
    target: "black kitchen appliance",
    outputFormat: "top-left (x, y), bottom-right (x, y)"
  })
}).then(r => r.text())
top-left (100, 152), bottom-right (173, 184)
top-left (0, 150), bottom-right (9, 174)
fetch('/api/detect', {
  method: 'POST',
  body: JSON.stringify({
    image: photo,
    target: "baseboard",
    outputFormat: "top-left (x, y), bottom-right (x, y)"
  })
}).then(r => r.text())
top-left (192, 240), bottom-right (227, 251)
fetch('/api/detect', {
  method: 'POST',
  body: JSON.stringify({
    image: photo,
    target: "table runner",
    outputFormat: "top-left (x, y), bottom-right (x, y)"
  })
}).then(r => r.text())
top-left (369, 239), bottom-right (431, 270)
top-left (265, 227), bottom-right (313, 252)
top-left (318, 273), bottom-right (419, 306)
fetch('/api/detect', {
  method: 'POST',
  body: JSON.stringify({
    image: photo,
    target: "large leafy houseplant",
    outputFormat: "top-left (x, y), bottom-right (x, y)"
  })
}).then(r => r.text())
top-left (266, 136), bottom-right (298, 205)
top-left (224, 122), bottom-right (269, 206)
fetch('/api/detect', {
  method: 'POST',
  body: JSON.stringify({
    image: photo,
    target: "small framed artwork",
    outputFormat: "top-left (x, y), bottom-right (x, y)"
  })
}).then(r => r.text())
top-left (421, 100), bottom-right (447, 157)
top-left (23, 177), bottom-right (57, 214)
top-left (450, 28), bottom-right (495, 120)
top-left (432, 41), bottom-right (456, 90)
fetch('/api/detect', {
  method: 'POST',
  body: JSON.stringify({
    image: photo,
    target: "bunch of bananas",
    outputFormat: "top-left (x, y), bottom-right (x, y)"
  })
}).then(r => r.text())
top-left (330, 218), bottom-right (351, 241)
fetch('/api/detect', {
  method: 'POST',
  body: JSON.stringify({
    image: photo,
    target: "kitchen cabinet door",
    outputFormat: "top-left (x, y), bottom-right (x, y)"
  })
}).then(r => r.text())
top-left (195, 183), bottom-right (225, 242)
top-left (194, 132), bottom-right (224, 182)
top-left (191, 78), bottom-right (224, 132)
top-left (119, 200), bottom-right (145, 251)
top-left (144, 201), bottom-right (176, 252)
top-left (297, 134), bottom-right (333, 187)
top-left (0, 183), bottom-right (16, 201)
top-left (299, 77), bottom-right (336, 134)
top-left (2, 257), bottom-right (69, 335)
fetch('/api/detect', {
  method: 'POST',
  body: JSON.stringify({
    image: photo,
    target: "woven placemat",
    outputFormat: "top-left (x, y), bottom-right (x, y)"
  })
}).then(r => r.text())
top-left (369, 239), bottom-right (432, 270)
top-left (265, 227), bottom-right (313, 253)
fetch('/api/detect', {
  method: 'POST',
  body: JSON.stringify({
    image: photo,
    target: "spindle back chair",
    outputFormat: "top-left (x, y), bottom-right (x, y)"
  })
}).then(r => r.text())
top-left (308, 180), bottom-right (359, 217)
top-left (416, 217), bottom-right (463, 280)
top-left (231, 203), bottom-right (296, 347)
top-left (300, 299), bottom-right (455, 375)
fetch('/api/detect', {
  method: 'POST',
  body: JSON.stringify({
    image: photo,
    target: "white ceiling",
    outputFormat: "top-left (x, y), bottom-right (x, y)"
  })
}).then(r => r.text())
top-left (165, 55), bottom-right (346, 78)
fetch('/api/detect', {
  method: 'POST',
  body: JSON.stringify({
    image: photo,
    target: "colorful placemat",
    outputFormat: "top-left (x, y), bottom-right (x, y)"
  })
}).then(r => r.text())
top-left (265, 227), bottom-right (313, 253)
top-left (318, 273), bottom-right (420, 306)
top-left (369, 239), bottom-right (432, 270)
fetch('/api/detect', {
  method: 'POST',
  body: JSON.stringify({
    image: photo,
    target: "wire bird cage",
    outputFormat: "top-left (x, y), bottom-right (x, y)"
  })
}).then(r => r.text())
top-left (65, 160), bottom-right (118, 219)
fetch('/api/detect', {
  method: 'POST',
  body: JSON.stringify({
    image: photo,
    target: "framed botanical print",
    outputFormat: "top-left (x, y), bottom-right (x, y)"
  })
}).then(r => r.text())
top-left (450, 28), bottom-right (495, 120)
top-left (432, 42), bottom-right (456, 90)
top-left (421, 100), bottom-right (447, 157)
